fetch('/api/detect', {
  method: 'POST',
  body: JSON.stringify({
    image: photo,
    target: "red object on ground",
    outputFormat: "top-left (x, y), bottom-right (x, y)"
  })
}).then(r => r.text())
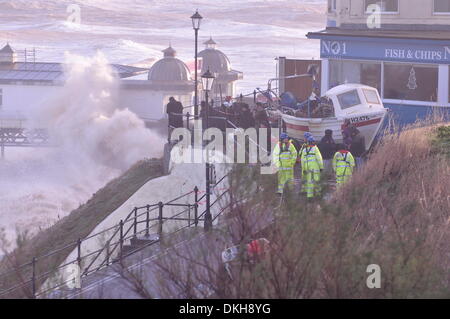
top-left (247, 238), bottom-right (270, 259)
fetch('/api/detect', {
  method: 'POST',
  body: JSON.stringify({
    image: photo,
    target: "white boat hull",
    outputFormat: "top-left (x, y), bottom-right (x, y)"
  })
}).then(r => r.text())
top-left (282, 110), bottom-right (387, 151)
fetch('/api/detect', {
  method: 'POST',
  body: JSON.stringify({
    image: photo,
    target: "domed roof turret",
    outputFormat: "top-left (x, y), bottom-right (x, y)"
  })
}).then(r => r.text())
top-left (0, 43), bottom-right (17, 64)
top-left (204, 37), bottom-right (217, 49)
top-left (148, 46), bottom-right (191, 82)
top-left (198, 37), bottom-right (231, 74)
top-left (162, 46), bottom-right (176, 58)
top-left (0, 44), bottom-right (14, 53)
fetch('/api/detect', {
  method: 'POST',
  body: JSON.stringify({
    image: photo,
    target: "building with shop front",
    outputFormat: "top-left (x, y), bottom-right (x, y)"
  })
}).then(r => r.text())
top-left (307, 0), bottom-right (450, 123)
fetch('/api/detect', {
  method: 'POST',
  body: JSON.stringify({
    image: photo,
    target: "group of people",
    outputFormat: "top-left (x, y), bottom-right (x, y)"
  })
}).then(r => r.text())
top-left (168, 96), bottom-right (368, 199)
top-left (166, 96), bottom-right (271, 132)
top-left (273, 125), bottom-right (367, 198)
top-left (215, 98), bottom-right (270, 131)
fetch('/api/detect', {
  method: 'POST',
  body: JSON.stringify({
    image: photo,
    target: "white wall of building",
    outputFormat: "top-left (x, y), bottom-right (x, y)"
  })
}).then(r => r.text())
top-left (329, 0), bottom-right (450, 28)
top-left (0, 84), bottom-right (61, 116)
top-left (438, 64), bottom-right (449, 106)
top-left (118, 88), bottom-right (165, 121)
top-left (0, 82), bottom-right (194, 122)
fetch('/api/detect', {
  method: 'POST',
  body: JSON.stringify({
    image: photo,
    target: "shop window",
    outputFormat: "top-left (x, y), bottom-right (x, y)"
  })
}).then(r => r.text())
top-left (384, 63), bottom-right (438, 102)
top-left (434, 0), bottom-right (450, 13)
top-left (329, 60), bottom-right (381, 93)
top-left (365, 0), bottom-right (399, 13)
top-left (328, 0), bottom-right (337, 13)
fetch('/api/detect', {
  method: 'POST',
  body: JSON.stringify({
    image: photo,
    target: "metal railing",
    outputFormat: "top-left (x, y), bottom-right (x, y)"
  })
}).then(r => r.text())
top-left (168, 110), bottom-right (273, 146)
top-left (0, 174), bottom-right (230, 299)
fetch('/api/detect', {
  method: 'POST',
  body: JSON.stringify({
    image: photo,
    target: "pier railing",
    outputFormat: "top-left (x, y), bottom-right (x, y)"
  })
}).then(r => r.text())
top-left (0, 174), bottom-right (231, 299)
top-left (0, 127), bottom-right (51, 159)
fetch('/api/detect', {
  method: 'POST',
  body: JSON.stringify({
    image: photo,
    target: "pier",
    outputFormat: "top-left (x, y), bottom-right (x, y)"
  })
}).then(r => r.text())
top-left (0, 126), bottom-right (50, 159)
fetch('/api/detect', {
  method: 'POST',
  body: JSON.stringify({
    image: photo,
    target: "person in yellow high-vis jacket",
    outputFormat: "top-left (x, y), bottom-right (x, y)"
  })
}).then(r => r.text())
top-left (299, 132), bottom-right (311, 194)
top-left (332, 144), bottom-right (356, 187)
top-left (300, 135), bottom-right (323, 198)
top-left (272, 133), bottom-right (297, 194)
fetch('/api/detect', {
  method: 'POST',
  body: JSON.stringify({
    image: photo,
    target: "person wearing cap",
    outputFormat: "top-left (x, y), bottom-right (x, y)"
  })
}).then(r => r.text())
top-left (342, 119), bottom-right (354, 149)
top-left (309, 82), bottom-right (321, 102)
top-left (318, 129), bottom-right (337, 174)
top-left (349, 128), bottom-right (366, 169)
top-left (298, 132), bottom-right (309, 192)
top-left (166, 97), bottom-right (184, 129)
top-left (299, 132), bottom-right (312, 193)
top-left (272, 133), bottom-right (297, 194)
top-left (308, 83), bottom-right (321, 117)
top-left (300, 134), bottom-right (324, 199)
top-left (238, 104), bottom-right (255, 130)
top-left (333, 143), bottom-right (356, 187)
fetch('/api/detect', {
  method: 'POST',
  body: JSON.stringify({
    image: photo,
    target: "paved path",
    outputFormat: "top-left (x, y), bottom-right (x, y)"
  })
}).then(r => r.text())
top-left (46, 206), bottom-right (275, 299)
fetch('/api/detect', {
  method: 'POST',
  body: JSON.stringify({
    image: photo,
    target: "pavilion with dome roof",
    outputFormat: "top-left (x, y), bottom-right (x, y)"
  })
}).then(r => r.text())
top-left (198, 37), bottom-right (243, 101)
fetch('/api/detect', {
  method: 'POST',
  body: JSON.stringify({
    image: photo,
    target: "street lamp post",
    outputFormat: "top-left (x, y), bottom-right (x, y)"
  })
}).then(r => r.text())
top-left (191, 10), bottom-right (203, 117)
top-left (201, 68), bottom-right (215, 231)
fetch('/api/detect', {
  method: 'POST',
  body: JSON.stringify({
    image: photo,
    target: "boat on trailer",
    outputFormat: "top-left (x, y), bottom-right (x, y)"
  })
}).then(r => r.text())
top-left (279, 83), bottom-right (388, 151)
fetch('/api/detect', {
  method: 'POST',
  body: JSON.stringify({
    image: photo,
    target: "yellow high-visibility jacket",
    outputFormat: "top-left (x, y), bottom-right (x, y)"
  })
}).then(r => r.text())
top-left (332, 150), bottom-right (355, 183)
top-left (272, 141), bottom-right (297, 169)
top-left (300, 145), bottom-right (324, 173)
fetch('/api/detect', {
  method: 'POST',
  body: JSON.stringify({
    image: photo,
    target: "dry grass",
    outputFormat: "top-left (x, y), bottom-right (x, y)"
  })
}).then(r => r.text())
top-left (145, 121), bottom-right (450, 299)
top-left (321, 122), bottom-right (450, 297)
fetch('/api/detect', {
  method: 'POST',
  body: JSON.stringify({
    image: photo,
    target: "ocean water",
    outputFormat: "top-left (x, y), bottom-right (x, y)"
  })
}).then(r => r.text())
top-left (0, 0), bottom-right (326, 250)
top-left (0, 0), bottom-right (325, 93)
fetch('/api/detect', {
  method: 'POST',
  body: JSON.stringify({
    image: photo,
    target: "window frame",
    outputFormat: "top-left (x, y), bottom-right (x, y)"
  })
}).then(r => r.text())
top-left (364, 0), bottom-right (399, 14)
top-left (337, 89), bottom-right (362, 110)
top-left (328, 59), bottom-right (382, 94)
top-left (327, 58), bottom-right (448, 107)
top-left (363, 89), bottom-right (381, 104)
top-left (433, 0), bottom-right (450, 15)
top-left (383, 62), bottom-right (439, 103)
top-left (328, 0), bottom-right (337, 13)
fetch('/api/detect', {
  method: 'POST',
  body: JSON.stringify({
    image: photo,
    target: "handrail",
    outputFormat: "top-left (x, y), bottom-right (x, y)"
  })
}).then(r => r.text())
top-left (169, 110), bottom-right (272, 159)
top-left (0, 171), bottom-right (231, 298)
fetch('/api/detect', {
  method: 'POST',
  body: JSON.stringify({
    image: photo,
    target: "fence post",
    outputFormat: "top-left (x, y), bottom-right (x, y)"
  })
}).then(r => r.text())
top-left (119, 220), bottom-right (124, 261)
top-left (168, 118), bottom-right (171, 144)
top-left (31, 257), bottom-right (37, 299)
top-left (145, 205), bottom-right (150, 237)
top-left (106, 240), bottom-right (110, 266)
top-left (194, 187), bottom-right (199, 227)
top-left (186, 112), bottom-right (190, 130)
top-left (133, 207), bottom-right (138, 239)
top-left (307, 99), bottom-right (311, 118)
top-left (77, 238), bottom-right (82, 271)
top-left (158, 202), bottom-right (164, 238)
top-left (188, 204), bottom-right (191, 227)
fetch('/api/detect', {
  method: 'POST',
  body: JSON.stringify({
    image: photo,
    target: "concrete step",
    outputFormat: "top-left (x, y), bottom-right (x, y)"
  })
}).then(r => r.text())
top-left (113, 227), bottom-right (201, 262)
top-left (118, 235), bottom-right (160, 258)
top-left (121, 244), bottom-right (141, 256)
top-left (130, 234), bottom-right (160, 246)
